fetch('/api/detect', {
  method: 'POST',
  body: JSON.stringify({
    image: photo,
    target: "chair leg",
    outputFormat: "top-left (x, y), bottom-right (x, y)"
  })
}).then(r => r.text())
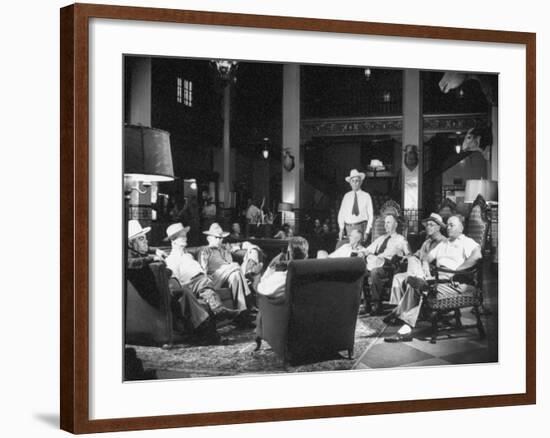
top-left (430, 311), bottom-right (439, 344)
top-left (454, 309), bottom-right (463, 329)
top-left (474, 307), bottom-right (486, 339)
top-left (348, 348), bottom-right (354, 360)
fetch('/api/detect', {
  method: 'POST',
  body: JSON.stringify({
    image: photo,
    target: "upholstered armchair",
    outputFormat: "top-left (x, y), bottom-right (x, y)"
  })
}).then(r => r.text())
top-left (257, 257), bottom-right (366, 365)
top-left (126, 262), bottom-right (175, 347)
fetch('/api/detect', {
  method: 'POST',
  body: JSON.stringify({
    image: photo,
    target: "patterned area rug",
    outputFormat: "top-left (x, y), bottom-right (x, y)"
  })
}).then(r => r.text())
top-left (131, 315), bottom-right (386, 380)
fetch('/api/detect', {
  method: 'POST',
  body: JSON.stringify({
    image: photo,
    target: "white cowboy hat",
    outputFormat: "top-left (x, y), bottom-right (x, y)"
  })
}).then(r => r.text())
top-left (164, 223), bottom-right (190, 241)
top-left (128, 220), bottom-right (151, 240)
top-left (421, 213), bottom-right (445, 228)
top-left (202, 222), bottom-right (230, 238)
top-left (345, 169), bottom-right (366, 183)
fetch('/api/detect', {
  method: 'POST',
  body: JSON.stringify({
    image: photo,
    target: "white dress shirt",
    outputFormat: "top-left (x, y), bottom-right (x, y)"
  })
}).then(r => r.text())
top-left (165, 249), bottom-right (204, 285)
top-left (428, 234), bottom-right (479, 278)
top-left (329, 242), bottom-right (365, 258)
top-left (337, 189), bottom-right (374, 232)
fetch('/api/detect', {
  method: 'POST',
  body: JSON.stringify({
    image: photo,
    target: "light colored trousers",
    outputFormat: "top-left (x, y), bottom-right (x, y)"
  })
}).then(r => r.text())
top-left (391, 257), bottom-right (475, 327)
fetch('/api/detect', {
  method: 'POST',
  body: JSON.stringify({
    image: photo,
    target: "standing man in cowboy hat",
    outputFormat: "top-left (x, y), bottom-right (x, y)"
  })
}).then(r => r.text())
top-left (386, 213), bottom-right (446, 321)
top-left (338, 169), bottom-right (374, 243)
top-left (164, 223), bottom-right (240, 322)
top-left (199, 223), bottom-right (255, 321)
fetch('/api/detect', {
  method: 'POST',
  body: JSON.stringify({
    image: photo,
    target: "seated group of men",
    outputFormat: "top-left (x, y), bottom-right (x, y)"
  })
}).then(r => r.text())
top-left (127, 220), bottom-right (261, 344)
top-left (326, 211), bottom-right (481, 342)
top-left (127, 208), bottom-right (481, 347)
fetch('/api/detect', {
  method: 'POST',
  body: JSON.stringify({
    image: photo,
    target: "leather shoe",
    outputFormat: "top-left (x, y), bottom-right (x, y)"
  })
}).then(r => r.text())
top-left (370, 301), bottom-right (383, 316)
top-left (216, 307), bottom-right (240, 321)
top-left (384, 333), bottom-right (413, 343)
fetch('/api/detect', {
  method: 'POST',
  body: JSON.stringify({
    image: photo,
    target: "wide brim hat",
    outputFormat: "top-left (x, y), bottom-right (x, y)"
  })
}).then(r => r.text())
top-left (128, 219), bottom-right (151, 240)
top-left (421, 213), bottom-right (445, 228)
top-left (202, 222), bottom-right (230, 238)
top-left (345, 169), bottom-right (366, 183)
top-left (164, 223), bottom-right (190, 241)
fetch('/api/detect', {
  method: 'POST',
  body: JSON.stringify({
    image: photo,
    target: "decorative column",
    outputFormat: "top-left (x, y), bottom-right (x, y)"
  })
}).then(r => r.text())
top-left (222, 83), bottom-right (231, 209)
top-left (126, 57), bottom-right (153, 224)
top-left (282, 64), bottom-right (302, 232)
top-left (402, 69), bottom-right (423, 231)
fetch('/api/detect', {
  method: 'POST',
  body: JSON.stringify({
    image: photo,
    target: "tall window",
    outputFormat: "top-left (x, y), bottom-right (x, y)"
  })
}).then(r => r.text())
top-left (176, 77), bottom-right (183, 103)
top-left (183, 79), bottom-right (193, 107)
top-left (177, 77), bottom-right (193, 107)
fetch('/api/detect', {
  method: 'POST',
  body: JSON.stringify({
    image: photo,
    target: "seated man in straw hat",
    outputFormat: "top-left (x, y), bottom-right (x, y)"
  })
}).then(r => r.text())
top-left (127, 220), bottom-right (219, 343)
top-left (385, 214), bottom-right (481, 342)
top-left (164, 223), bottom-right (240, 322)
top-left (386, 213), bottom-right (447, 320)
top-left (199, 223), bottom-right (256, 323)
top-left (337, 169), bottom-right (374, 243)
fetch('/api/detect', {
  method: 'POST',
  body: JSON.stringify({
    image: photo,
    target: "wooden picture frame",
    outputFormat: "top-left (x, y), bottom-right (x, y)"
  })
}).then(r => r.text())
top-left (60, 2), bottom-right (536, 433)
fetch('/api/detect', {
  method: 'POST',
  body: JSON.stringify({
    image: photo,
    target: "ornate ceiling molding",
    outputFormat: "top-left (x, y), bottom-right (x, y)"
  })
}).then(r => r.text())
top-left (301, 116), bottom-right (402, 140)
top-left (422, 113), bottom-right (489, 134)
top-left (300, 113), bottom-right (489, 141)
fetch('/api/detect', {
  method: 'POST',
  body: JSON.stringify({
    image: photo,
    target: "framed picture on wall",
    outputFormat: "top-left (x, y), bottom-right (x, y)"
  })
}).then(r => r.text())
top-left (60, 3), bottom-right (536, 433)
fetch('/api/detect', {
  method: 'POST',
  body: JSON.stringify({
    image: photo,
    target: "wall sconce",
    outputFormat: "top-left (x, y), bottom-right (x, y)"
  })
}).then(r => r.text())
top-left (364, 67), bottom-right (372, 81)
top-left (454, 131), bottom-right (462, 154)
top-left (262, 137), bottom-right (270, 159)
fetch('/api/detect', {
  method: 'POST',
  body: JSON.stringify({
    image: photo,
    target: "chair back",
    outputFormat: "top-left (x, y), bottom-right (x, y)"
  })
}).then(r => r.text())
top-left (262, 258), bottom-right (365, 363)
top-left (126, 262), bottom-right (174, 346)
top-left (371, 200), bottom-right (407, 242)
top-left (466, 195), bottom-right (489, 251)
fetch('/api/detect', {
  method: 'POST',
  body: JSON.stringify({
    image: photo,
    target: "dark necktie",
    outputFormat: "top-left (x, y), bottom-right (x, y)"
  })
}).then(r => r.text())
top-left (375, 235), bottom-right (392, 255)
top-left (352, 192), bottom-right (359, 216)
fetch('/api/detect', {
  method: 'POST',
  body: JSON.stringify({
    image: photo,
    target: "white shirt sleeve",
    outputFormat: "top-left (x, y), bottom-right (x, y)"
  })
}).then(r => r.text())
top-left (462, 236), bottom-right (480, 259)
top-left (366, 236), bottom-right (380, 253)
top-left (365, 192), bottom-right (373, 233)
top-left (257, 268), bottom-right (287, 298)
top-left (329, 244), bottom-right (350, 258)
top-left (337, 192), bottom-right (349, 230)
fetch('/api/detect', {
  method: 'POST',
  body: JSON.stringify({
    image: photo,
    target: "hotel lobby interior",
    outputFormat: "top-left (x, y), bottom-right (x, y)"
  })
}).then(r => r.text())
top-left (124, 56), bottom-right (499, 379)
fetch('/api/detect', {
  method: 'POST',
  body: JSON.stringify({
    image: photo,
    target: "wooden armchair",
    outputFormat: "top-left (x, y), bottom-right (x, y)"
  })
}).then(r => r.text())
top-left (423, 262), bottom-right (486, 344)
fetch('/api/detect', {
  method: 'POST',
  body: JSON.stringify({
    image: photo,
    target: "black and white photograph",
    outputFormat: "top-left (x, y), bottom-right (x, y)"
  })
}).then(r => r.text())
top-left (124, 56), bottom-right (499, 380)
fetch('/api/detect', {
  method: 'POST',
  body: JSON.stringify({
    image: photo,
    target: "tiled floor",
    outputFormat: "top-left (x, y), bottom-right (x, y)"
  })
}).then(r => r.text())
top-left (354, 264), bottom-right (498, 369)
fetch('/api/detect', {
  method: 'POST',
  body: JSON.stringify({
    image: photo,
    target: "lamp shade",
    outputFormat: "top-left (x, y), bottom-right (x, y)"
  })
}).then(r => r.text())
top-left (125, 125), bottom-right (174, 182)
top-left (464, 179), bottom-right (498, 203)
top-left (278, 202), bottom-right (293, 212)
